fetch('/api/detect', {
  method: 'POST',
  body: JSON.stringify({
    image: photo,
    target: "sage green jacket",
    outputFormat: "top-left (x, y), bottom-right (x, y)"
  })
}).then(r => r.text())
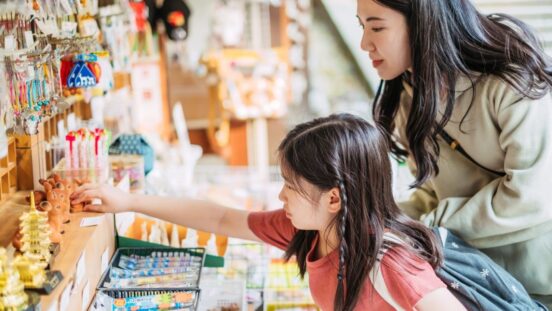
top-left (396, 74), bottom-right (552, 295)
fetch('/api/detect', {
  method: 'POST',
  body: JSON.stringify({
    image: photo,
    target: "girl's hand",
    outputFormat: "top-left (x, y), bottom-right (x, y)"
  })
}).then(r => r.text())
top-left (70, 184), bottom-right (133, 213)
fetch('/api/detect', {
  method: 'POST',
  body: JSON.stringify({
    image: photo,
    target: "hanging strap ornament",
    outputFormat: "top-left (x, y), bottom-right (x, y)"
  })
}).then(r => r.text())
top-left (87, 61), bottom-right (102, 82)
top-left (67, 61), bottom-right (97, 88)
top-left (23, 112), bottom-right (40, 135)
top-left (60, 58), bottom-right (74, 88)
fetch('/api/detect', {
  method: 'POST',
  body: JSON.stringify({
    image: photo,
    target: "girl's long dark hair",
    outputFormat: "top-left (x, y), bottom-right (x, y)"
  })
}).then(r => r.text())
top-left (372, 0), bottom-right (552, 187)
top-left (278, 113), bottom-right (443, 311)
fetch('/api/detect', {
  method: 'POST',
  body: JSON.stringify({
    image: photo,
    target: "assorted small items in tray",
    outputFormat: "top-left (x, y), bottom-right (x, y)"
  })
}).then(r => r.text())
top-left (95, 247), bottom-right (206, 311)
top-left (95, 289), bottom-right (200, 311)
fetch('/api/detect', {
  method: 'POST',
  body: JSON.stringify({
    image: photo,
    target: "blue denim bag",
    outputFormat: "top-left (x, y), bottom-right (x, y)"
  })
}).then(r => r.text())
top-left (371, 228), bottom-right (548, 310)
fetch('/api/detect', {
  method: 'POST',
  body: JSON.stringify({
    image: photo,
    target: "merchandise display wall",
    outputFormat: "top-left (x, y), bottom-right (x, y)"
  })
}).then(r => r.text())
top-left (0, 0), bottom-right (326, 310)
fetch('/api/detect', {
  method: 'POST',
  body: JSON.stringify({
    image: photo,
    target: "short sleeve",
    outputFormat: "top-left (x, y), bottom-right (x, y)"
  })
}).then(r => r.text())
top-left (381, 247), bottom-right (446, 309)
top-left (247, 209), bottom-right (297, 251)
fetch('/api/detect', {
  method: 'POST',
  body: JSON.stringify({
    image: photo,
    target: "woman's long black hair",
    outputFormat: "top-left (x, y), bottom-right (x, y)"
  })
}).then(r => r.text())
top-left (278, 113), bottom-right (443, 311)
top-left (372, 0), bottom-right (552, 187)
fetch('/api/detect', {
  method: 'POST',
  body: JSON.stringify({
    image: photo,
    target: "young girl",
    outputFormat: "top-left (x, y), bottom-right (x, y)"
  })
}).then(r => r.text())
top-left (72, 113), bottom-right (465, 310)
top-left (356, 0), bottom-right (552, 306)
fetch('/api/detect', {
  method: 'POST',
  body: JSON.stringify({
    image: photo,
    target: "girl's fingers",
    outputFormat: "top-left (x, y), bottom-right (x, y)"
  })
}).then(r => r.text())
top-left (71, 189), bottom-right (102, 205)
top-left (71, 183), bottom-right (99, 199)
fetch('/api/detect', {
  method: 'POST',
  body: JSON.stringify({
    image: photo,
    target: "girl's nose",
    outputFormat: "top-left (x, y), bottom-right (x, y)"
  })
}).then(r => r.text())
top-left (278, 188), bottom-right (286, 202)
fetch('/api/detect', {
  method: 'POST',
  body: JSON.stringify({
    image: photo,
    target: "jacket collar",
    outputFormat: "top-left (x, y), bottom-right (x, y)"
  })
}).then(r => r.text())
top-left (401, 72), bottom-right (482, 100)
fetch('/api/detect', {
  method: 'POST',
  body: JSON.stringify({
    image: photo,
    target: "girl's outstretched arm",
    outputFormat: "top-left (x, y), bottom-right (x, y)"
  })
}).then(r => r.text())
top-left (414, 288), bottom-right (466, 311)
top-left (71, 184), bottom-right (262, 242)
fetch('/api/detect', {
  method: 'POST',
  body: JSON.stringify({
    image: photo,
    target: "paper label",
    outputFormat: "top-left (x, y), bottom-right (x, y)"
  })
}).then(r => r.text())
top-left (101, 248), bottom-right (110, 274)
top-left (24, 31), bottom-right (34, 48)
top-left (59, 281), bottom-right (73, 311)
top-left (57, 120), bottom-right (66, 139)
top-left (61, 21), bottom-right (78, 36)
top-left (81, 18), bottom-right (100, 37)
top-left (4, 35), bottom-right (16, 50)
top-left (81, 281), bottom-right (90, 311)
top-left (67, 113), bottom-right (76, 131)
top-left (80, 216), bottom-right (104, 227)
top-left (76, 253), bottom-right (86, 286)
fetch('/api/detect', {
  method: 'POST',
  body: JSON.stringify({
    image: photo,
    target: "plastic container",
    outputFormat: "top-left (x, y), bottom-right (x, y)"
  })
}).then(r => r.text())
top-left (110, 155), bottom-right (146, 193)
top-left (97, 288), bottom-right (201, 311)
top-left (51, 157), bottom-right (110, 184)
top-left (97, 247), bottom-right (206, 291)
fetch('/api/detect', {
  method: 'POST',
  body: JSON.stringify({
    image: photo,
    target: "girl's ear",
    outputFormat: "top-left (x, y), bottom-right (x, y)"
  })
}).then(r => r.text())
top-left (327, 187), bottom-right (341, 214)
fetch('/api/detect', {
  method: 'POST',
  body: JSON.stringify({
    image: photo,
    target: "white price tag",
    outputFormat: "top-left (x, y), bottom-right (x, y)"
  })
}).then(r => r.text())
top-left (80, 216), bottom-right (104, 227)
top-left (24, 31), bottom-right (34, 48)
top-left (4, 35), bottom-right (16, 50)
top-left (81, 281), bottom-right (90, 311)
top-left (59, 281), bottom-right (73, 311)
top-left (76, 253), bottom-right (86, 286)
top-left (67, 113), bottom-right (76, 131)
top-left (81, 19), bottom-right (100, 37)
top-left (101, 248), bottom-right (110, 274)
top-left (57, 120), bottom-right (66, 139)
top-left (61, 21), bottom-right (78, 36)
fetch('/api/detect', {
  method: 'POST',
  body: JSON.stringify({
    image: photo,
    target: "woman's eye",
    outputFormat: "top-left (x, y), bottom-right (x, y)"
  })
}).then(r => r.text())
top-left (372, 27), bottom-right (384, 32)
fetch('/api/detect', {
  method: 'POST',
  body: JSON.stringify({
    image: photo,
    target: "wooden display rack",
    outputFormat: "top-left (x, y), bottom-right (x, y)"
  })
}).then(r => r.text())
top-left (0, 191), bottom-right (116, 310)
top-left (43, 97), bottom-right (92, 172)
top-left (10, 97), bottom-right (92, 192)
top-left (0, 137), bottom-right (17, 202)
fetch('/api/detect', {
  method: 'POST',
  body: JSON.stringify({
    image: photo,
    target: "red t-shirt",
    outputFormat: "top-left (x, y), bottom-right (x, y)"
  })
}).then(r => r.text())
top-left (248, 209), bottom-right (446, 311)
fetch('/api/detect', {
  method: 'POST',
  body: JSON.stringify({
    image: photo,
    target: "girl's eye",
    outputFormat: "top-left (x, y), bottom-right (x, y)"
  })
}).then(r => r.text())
top-left (372, 27), bottom-right (384, 32)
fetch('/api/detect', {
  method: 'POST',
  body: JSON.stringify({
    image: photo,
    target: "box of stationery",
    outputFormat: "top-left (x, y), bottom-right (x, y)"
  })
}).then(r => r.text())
top-left (93, 288), bottom-right (201, 311)
top-left (97, 247), bottom-right (206, 292)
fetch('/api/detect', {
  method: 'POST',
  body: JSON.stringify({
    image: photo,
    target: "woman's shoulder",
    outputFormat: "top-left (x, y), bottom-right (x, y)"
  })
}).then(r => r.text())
top-left (471, 73), bottom-right (550, 109)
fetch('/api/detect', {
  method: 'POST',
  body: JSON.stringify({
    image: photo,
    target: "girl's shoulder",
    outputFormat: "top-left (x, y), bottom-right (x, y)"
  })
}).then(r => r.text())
top-left (247, 209), bottom-right (297, 250)
top-left (380, 245), bottom-right (435, 275)
top-left (377, 246), bottom-right (446, 308)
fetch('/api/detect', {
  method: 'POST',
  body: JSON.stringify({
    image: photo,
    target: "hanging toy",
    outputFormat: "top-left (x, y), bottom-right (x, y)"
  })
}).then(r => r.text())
top-left (60, 58), bottom-right (74, 88)
top-left (67, 54), bottom-right (99, 89)
top-left (67, 61), bottom-right (96, 88)
top-left (24, 113), bottom-right (40, 135)
top-left (87, 61), bottom-right (102, 83)
top-left (94, 52), bottom-right (113, 92)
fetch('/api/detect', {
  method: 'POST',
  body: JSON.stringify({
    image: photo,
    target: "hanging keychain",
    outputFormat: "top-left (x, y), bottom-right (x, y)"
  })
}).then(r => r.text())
top-left (67, 53), bottom-right (98, 88)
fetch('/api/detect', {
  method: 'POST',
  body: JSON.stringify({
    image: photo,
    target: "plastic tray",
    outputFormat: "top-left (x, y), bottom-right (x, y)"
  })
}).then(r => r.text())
top-left (97, 247), bottom-right (206, 292)
top-left (98, 288), bottom-right (200, 311)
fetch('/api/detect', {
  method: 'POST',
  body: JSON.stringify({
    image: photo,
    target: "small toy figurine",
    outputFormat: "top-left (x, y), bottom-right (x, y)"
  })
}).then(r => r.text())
top-left (39, 183), bottom-right (66, 238)
top-left (19, 192), bottom-right (52, 270)
top-left (13, 255), bottom-right (46, 289)
top-left (40, 174), bottom-right (86, 215)
top-left (40, 178), bottom-right (70, 224)
top-left (0, 248), bottom-right (29, 311)
top-left (37, 200), bottom-right (63, 244)
top-left (52, 174), bottom-right (86, 213)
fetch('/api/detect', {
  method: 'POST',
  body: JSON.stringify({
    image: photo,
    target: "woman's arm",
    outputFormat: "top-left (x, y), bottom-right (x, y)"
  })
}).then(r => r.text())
top-left (414, 288), bottom-right (466, 311)
top-left (71, 184), bottom-right (262, 242)
top-left (421, 89), bottom-right (552, 248)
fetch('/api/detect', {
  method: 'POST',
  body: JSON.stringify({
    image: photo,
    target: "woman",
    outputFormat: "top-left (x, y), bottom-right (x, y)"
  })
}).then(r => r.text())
top-left (356, 0), bottom-right (552, 306)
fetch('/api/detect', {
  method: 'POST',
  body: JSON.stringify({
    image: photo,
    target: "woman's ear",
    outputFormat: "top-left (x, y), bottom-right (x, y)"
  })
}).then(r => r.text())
top-left (327, 187), bottom-right (341, 214)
